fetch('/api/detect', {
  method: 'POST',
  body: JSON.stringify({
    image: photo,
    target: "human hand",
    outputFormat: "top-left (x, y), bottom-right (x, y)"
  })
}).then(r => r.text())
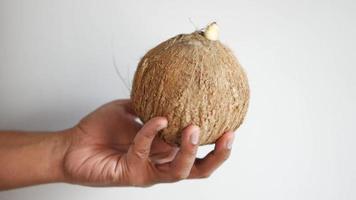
top-left (62, 99), bottom-right (235, 187)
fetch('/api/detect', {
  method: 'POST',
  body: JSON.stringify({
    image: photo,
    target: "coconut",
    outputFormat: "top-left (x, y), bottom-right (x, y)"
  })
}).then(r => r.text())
top-left (131, 22), bottom-right (249, 145)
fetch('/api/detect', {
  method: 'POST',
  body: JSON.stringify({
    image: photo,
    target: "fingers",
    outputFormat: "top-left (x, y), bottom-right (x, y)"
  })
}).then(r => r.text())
top-left (127, 117), bottom-right (168, 161)
top-left (156, 125), bottom-right (200, 182)
top-left (189, 131), bottom-right (234, 179)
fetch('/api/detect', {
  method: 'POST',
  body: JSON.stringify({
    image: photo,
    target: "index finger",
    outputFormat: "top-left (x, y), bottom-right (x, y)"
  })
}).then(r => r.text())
top-left (127, 117), bottom-right (168, 162)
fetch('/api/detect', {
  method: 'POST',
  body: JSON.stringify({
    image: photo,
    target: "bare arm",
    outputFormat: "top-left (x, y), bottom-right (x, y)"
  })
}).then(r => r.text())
top-left (0, 130), bottom-right (71, 190)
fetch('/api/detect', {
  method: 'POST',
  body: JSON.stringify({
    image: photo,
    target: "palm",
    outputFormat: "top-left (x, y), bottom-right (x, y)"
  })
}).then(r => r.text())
top-left (63, 100), bottom-right (177, 186)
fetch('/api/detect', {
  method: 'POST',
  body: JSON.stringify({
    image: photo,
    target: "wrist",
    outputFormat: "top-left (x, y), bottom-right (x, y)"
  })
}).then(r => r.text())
top-left (49, 128), bottom-right (73, 183)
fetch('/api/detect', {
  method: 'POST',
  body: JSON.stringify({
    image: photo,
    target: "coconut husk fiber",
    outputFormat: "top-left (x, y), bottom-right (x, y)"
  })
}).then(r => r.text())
top-left (131, 28), bottom-right (249, 146)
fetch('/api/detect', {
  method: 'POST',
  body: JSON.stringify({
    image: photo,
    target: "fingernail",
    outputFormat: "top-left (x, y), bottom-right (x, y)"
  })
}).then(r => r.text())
top-left (158, 124), bottom-right (167, 131)
top-left (226, 134), bottom-right (235, 150)
top-left (157, 120), bottom-right (168, 131)
top-left (190, 126), bottom-right (200, 145)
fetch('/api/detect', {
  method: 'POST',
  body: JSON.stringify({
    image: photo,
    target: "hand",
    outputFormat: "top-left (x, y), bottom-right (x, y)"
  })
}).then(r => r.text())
top-left (62, 99), bottom-right (235, 187)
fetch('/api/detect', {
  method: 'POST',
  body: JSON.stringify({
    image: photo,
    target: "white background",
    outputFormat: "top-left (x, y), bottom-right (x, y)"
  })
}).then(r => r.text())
top-left (1, 0), bottom-right (355, 199)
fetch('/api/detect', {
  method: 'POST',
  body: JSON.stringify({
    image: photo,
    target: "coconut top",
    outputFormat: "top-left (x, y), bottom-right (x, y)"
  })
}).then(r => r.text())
top-left (141, 30), bottom-right (238, 72)
top-left (204, 22), bottom-right (219, 41)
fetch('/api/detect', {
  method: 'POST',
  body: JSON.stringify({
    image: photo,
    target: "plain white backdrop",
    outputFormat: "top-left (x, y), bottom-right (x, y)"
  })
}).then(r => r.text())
top-left (0, 0), bottom-right (355, 199)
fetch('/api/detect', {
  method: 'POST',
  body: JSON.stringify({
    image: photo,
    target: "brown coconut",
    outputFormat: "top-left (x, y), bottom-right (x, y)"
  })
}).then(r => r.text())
top-left (131, 22), bottom-right (249, 145)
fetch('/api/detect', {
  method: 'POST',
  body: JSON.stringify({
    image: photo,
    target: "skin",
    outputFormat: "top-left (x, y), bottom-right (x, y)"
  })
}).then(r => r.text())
top-left (0, 99), bottom-right (235, 190)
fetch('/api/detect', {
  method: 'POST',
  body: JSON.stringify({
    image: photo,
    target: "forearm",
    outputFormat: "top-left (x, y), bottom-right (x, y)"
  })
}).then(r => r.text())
top-left (0, 129), bottom-right (71, 190)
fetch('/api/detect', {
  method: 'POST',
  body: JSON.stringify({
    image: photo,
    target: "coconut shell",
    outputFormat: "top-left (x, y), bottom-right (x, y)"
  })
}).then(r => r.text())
top-left (131, 31), bottom-right (249, 145)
